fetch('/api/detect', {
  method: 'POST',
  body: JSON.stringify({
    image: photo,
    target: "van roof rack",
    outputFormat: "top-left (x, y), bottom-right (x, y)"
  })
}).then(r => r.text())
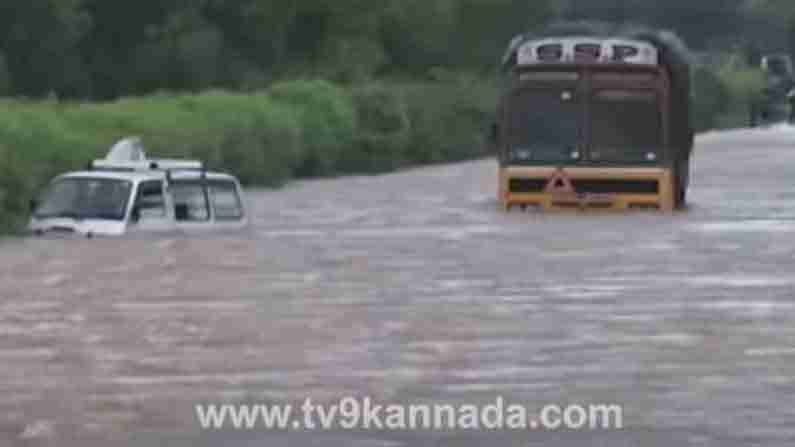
top-left (89, 137), bottom-right (205, 173)
top-left (91, 159), bottom-right (205, 172)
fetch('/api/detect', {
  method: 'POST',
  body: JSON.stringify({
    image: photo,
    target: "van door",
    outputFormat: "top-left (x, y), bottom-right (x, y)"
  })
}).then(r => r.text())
top-left (207, 180), bottom-right (248, 230)
top-left (128, 180), bottom-right (176, 233)
top-left (170, 181), bottom-right (213, 232)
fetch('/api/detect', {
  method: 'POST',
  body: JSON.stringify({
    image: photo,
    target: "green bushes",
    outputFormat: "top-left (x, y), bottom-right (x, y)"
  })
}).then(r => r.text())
top-left (7, 66), bottom-right (762, 235)
top-left (270, 80), bottom-right (357, 177)
top-left (715, 57), bottom-right (767, 129)
top-left (716, 59), bottom-right (766, 106)
top-left (0, 79), bottom-right (500, 233)
top-left (0, 65), bottom-right (771, 233)
top-left (400, 79), bottom-right (498, 164)
top-left (692, 56), bottom-right (768, 131)
top-left (0, 143), bottom-right (31, 232)
top-left (0, 85), bottom-right (318, 232)
top-left (345, 83), bottom-right (412, 173)
top-left (344, 79), bottom-right (499, 171)
top-left (692, 66), bottom-right (731, 131)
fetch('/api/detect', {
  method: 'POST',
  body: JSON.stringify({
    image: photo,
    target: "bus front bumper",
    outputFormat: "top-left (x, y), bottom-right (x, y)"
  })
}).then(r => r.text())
top-left (499, 166), bottom-right (676, 212)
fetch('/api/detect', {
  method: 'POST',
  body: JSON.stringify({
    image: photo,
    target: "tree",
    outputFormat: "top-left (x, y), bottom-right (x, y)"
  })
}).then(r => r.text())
top-left (203, 0), bottom-right (296, 75)
top-left (0, 52), bottom-right (11, 95)
top-left (454, 0), bottom-right (556, 68)
top-left (380, 0), bottom-right (458, 74)
top-left (0, 0), bottom-right (92, 97)
top-left (0, 0), bottom-right (793, 98)
top-left (744, 0), bottom-right (795, 54)
top-left (285, 0), bottom-right (389, 80)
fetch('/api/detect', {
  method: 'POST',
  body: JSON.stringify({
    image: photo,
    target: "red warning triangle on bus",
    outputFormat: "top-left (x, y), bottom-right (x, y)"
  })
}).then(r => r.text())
top-left (544, 169), bottom-right (575, 194)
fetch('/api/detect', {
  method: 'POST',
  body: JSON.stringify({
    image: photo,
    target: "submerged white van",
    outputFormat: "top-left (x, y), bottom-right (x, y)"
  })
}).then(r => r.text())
top-left (29, 138), bottom-right (249, 237)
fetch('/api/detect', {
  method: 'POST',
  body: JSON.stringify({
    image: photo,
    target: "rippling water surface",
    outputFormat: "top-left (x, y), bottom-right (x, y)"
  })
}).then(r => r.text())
top-left (3, 127), bottom-right (795, 446)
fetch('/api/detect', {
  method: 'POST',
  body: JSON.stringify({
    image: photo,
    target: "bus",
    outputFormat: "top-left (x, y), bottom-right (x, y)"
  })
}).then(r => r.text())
top-left (492, 25), bottom-right (694, 212)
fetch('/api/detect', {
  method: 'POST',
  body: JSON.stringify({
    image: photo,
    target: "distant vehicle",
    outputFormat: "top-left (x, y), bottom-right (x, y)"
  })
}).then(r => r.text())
top-left (751, 54), bottom-right (794, 127)
top-left (762, 54), bottom-right (793, 80)
top-left (29, 138), bottom-right (248, 238)
top-left (493, 25), bottom-right (694, 212)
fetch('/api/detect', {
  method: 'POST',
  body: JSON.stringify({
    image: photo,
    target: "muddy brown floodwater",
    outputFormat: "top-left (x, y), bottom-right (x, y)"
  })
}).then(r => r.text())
top-left (3, 127), bottom-right (795, 446)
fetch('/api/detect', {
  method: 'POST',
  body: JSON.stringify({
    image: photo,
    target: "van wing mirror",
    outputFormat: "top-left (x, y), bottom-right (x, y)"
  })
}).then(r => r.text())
top-left (29, 199), bottom-right (38, 214)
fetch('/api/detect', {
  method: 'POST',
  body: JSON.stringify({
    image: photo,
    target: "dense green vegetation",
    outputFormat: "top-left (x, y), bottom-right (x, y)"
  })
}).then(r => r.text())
top-left (1, 0), bottom-right (793, 99)
top-left (1, 0), bottom-right (794, 231)
top-left (0, 80), bottom-right (496, 232)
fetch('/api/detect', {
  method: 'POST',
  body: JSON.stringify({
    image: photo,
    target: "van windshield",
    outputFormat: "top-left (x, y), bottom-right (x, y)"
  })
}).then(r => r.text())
top-left (34, 178), bottom-right (132, 221)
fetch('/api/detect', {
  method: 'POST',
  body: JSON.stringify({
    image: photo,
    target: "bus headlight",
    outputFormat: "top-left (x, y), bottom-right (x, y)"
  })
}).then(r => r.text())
top-left (646, 152), bottom-right (658, 161)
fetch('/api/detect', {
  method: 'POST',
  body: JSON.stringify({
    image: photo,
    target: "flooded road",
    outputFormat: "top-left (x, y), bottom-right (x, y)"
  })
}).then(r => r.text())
top-left (3, 127), bottom-right (795, 446)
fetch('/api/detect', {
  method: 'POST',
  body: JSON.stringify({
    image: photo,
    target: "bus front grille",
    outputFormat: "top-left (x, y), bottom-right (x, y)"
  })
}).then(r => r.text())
top-left (509, 178), bottom-right (659, 195)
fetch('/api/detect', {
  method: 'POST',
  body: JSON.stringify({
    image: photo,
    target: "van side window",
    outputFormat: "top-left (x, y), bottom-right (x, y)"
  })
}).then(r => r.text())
top-left (171, 182), bottom-right (210, 222)
top-left (134, 180), bottom-right (166, 218)
top-left (210, 181), bottom-right (244, 220)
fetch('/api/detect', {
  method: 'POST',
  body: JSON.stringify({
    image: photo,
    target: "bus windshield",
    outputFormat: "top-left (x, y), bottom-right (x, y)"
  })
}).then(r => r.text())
top-left (506, 89), bottom-right (580, 163)
top-left (589, 90), bottom-right (663, 163)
